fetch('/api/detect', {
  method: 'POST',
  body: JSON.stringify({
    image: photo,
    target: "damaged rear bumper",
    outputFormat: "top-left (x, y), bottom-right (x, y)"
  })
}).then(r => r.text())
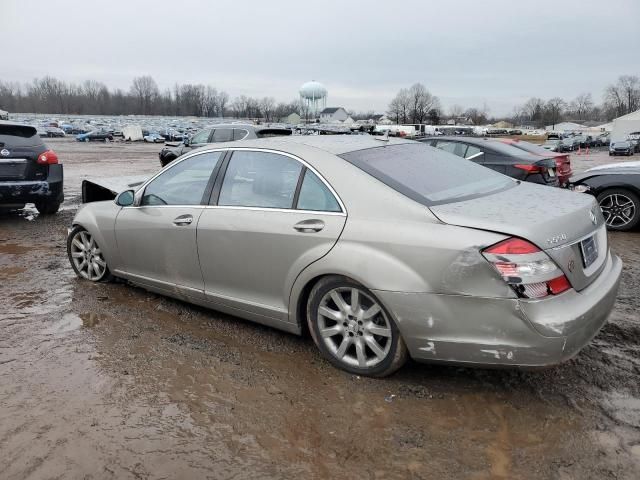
top-left (373, 252), bottom-right (622, 367)
top-left (0, 164), bottom-right (64, 206)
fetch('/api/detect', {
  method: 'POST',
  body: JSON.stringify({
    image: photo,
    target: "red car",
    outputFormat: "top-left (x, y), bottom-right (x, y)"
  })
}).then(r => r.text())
top-left (497, 139), bottom-right (572, 186)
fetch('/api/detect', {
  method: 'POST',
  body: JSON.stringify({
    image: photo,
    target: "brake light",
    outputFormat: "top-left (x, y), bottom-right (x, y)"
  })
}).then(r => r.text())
top-left (484, 238), bottom-right (540, 255)
top-left (482, 237), bottom-right (572, 299)
top-left (514, 164), bottom-right (542, 173)
top-left (37, 149), bottom-right (59, 165)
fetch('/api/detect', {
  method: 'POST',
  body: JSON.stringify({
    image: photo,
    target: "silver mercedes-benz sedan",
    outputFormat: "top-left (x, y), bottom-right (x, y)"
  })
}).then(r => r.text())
top-left (67, 136), bottom-right (622, 377)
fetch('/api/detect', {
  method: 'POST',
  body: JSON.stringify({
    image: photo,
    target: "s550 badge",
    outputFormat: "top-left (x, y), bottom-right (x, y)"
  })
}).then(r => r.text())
top-left (546, 233), bottom-right (567, 245)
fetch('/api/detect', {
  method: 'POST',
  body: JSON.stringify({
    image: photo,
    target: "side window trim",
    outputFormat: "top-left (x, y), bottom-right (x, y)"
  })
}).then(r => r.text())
top-left (292, 167), bottom-right (307, 209)
top-left (207, 148), bottom-right (345, 214)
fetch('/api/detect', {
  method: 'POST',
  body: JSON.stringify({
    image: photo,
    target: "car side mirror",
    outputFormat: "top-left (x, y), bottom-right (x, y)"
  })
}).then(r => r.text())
top-left (115, 189), bottom-right (135, 207)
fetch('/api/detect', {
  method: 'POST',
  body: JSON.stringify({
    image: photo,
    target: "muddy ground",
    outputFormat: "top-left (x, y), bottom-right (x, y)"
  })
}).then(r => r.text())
top-left (1, 138), bottom-right (639, 479)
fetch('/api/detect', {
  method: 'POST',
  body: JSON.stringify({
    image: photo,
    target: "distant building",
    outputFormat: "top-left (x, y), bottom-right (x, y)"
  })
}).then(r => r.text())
top-left (320, 107), bottom-right (348, 123)
top-left (544, 121), bottom-right (585, 132)
top-left (280, 112), bottom-right (301, 125)
top-left (610, 109), bottom-right (640, 141)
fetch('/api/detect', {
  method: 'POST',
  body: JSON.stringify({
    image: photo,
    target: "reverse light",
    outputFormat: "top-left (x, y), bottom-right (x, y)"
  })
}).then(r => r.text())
top-left (37, 149), bottom-right (59, 165)
top-left (482, 237), bottom-right (572, 299)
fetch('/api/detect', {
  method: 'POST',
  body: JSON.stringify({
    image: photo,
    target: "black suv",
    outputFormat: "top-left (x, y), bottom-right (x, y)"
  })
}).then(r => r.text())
top-left (0, 121), bottom-right (63, 214)
top-left (159, 124), bottom-right (292, 167)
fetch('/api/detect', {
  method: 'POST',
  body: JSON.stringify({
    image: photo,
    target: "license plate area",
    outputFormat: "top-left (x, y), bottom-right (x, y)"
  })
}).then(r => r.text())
top-left (0, 158), bottom-right (27, 179)
top-left (580, 235), bottom-right (598, 268)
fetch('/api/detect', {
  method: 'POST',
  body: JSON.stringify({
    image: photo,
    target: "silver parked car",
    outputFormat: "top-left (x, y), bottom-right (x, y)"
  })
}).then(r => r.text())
top-left (67, 137), bottom-right (622, 377)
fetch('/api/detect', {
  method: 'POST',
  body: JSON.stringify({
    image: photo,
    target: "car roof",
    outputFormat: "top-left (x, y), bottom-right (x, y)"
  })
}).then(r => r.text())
top-left (238, 135), bottom-right (415, 155)
top-left (203, 123), bottom-right (290, 132)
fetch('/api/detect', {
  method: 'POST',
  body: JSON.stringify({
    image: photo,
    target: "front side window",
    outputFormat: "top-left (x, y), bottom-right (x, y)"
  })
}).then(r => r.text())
top-left (142, 151), bottom-right (221, 206)
top-left (213, 128), bottom-right (234, 143)
top-left (218, 151), bottom-right (302, 209)
top-left (190, 129), bottom-right (211, 144)
top-left (296, 170), bottom-right (341, 212)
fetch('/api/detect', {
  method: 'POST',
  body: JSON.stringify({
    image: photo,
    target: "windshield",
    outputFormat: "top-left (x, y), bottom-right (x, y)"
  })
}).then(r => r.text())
top-left (340, 143), bottom-right (514, 206)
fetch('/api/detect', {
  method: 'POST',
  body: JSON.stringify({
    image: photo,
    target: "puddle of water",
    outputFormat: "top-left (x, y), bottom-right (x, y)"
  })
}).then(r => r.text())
top-left (605, 392), bottom-right (640, 427)
top-left (41, 312), bottom-right (83, 335)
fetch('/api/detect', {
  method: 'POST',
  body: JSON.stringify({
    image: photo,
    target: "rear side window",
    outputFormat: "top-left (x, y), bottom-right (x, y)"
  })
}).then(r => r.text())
top-left (0, 124), bottom-right (43, 147)
top-left (435, 141), bottom-right (466, 157)
top-left (218, 151), bottom-right (302, 209)
top-left (233, 129), bottom-right (248, 140)
top-left (296, 170), bottom-right (341, 212)
top-left (340, 144), bottom-right (514, 206)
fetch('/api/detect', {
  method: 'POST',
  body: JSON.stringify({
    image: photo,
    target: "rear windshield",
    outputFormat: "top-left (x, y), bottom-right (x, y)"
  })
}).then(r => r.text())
top-left (256, 129), bottom-right (292, 138)
top-left (340, 143), bottom-right (514, 206)
top-left (0, 124), bottom-right (43, 147)
top-left (507, 141), bottom-right (554, 156)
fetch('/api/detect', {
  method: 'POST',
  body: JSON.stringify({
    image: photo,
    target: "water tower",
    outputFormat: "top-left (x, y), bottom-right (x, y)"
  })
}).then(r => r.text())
top-left (299, 81), bottom-right (327, 119)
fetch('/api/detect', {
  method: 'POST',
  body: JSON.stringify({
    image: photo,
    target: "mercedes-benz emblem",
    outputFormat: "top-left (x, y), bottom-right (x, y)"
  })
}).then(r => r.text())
top-left (0, 149), bottom-right (10, 157)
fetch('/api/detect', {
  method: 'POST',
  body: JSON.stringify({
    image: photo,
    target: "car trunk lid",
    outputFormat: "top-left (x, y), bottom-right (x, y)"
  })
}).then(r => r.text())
top-left (429, 183), bottom-right (607, 291)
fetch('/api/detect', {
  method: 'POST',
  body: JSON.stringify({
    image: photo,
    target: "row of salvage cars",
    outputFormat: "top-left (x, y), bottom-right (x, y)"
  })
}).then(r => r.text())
top-left (64, 130), bottom-right (640, 377)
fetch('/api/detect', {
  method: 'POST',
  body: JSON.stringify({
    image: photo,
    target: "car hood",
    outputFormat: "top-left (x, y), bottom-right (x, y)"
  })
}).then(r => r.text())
top-left (571, 161), bottom-right (640, 182)
top-left (429, 182), bottom-right (601, 250)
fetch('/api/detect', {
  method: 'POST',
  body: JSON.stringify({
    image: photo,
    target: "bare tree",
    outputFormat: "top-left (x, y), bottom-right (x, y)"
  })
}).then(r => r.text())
top-left (130, 76), bottom-right (159, 115)
top-left (259, 97), bottom-right (275, 122)
top-left (604, 75), bottom-right (640, 117)
top-left (545, 97), bottom-right (566, 129)
top-left (569, 92), bottom-right (594, 119)
top-left (448, 104), bottom-right (464, 118)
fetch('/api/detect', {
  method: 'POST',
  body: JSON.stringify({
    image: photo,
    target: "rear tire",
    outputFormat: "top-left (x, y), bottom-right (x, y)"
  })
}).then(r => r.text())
top-left (307, 276), bottom-right (408, 377)
top-left (35, 201), bottom-right (60, 215)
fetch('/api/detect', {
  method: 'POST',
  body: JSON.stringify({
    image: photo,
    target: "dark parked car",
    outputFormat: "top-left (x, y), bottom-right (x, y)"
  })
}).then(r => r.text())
top-left (158, 124), bottom-right (292, 167)
top-left (609, 141), bottom-right (633, 156)
top-left (0, 121), bottom-right (63, 214)
top-left (497, 138), bottom-right (572, 186)
top-left (418, 136), bottom-right (559, 186)
top-left (570, 162), bottom-right (640, 231)
top-left (76, 130), bottom-right (114, 142)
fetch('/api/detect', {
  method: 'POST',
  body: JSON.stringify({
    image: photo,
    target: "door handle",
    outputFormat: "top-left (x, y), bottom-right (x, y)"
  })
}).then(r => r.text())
top-left (173, 214), bottom-right (193, 226)
top-left (294, 219), bottom-right (325, 233)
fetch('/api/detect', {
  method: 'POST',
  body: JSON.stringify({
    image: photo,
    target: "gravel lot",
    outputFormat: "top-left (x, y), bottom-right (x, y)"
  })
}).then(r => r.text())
top-left (1, 138), bottom-right (639, 479)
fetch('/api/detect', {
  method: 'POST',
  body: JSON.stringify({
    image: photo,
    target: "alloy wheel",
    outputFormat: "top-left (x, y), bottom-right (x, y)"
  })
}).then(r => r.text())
top-left (317, 287), bottom-right (392, 368)
top-left (599, 193), bottom-right (636, 229)
top-left (69, 230), bottom-right (108, 281)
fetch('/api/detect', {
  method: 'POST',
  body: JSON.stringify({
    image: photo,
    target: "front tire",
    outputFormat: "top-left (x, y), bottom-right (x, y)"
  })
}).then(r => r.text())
top-left (597, 188), bottom-right (640, 231)
top-left (67, 226), bottom-right (113, 281)
top-left (307, 276), bottom-right (407, 377)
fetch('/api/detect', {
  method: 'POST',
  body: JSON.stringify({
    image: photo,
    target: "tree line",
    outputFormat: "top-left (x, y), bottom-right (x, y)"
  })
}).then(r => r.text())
top-left (387, 74), bottom-right (639, 127)
top-left (0, 75), bottom-right (303, 121)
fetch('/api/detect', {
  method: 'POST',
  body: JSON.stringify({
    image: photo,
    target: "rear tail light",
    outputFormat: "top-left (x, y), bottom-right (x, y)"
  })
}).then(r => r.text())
top-left (514, 164), bottom-right (542, 174)
top-left (37, 149), bottom-right (59, 165)
top-left (482, 237), bottom-right (571, 299)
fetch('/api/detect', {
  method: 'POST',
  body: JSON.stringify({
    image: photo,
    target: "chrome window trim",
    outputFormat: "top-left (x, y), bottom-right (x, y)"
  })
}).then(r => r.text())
top-left (217, 147), bottom-right (347, 214)
top-left (233, 128), bottom-right (249, 140)
top-left (133, 146), bottom-right (347, 215)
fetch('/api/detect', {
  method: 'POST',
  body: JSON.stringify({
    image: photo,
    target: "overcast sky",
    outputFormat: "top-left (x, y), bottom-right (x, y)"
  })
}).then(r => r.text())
top-left (2, 0), bottom-right (639, 116)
